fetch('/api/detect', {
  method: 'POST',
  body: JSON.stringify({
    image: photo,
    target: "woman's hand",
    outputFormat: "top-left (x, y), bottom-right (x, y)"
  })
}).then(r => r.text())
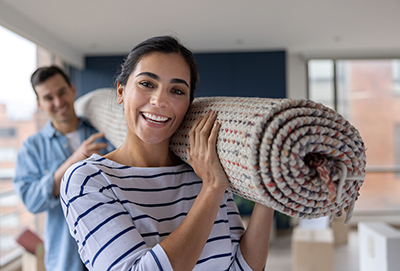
top-left (187, 110), bottom-right (229, 192)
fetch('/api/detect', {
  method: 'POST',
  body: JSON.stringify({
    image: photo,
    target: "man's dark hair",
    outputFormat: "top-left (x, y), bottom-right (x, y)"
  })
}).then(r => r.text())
top-left (31, 66), bottom-right (71, 97)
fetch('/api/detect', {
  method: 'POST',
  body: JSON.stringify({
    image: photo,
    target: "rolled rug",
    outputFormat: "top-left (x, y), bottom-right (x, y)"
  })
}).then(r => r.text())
top-left (75, 90), bottom-right (366, 223)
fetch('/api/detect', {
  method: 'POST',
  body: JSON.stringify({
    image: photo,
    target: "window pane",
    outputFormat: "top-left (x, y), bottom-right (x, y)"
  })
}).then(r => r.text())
top-left (393, 59), bottom-right (400, 95)
top-left (336, 59), bottom-right (400, 213)
top-left (0, 147), bottom-right (18, 162)
top-left (0, 25), bottom-right (44, 264)
top-left (308, 60), bottom-right (335, 109)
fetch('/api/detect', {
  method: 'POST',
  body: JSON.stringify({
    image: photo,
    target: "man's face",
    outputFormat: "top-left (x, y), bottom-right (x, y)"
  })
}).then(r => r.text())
top-left (36, 73), bottom-right (77, 127)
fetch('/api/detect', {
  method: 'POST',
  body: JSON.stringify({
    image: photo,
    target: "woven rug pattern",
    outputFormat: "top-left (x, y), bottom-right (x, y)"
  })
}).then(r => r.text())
top-left (75, 90), bottom-right (366, 222)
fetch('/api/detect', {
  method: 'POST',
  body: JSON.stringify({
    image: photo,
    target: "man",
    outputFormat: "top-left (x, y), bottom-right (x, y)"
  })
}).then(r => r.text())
top-left (13, 66), bottom-right (114, 271)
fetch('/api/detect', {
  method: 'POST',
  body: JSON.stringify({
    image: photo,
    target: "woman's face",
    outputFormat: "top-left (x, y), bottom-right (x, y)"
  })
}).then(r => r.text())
top-left (117, 52), bottom-right (191, 146)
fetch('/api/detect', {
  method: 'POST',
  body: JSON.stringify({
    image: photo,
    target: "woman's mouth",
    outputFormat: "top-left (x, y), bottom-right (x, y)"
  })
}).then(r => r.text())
top-left (141, 112), bottom-right (170, 124)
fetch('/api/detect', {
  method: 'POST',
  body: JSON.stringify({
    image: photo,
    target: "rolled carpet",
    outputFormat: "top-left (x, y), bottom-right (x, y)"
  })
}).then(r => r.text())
top-left (75, 90), bottom-right (366, 223)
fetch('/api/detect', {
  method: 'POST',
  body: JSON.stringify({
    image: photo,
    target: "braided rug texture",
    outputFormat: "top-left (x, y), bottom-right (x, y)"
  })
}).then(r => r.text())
top-left (75, 90), bottom-right (366, 222)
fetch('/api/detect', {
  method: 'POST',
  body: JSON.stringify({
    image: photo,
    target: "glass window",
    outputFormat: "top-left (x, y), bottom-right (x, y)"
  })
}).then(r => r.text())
top-left (0, 193), bottom-right (19, 207)
top-left (395, 125), bottom-right (400, 178)
top-left (393, 59), bottom-right (400, 95)
top-left (0, 25), bottom-right (66, 267)
top-left (308, 60), bottom-right (335, 110)
top-left (0, 214), bottom-right (19, 228)
top-left (308, 59), bottom-right (400, 214)
top-left (0, 147), bottom-right (18, 162)
top-left (0, 128), bottom-right (16, 138)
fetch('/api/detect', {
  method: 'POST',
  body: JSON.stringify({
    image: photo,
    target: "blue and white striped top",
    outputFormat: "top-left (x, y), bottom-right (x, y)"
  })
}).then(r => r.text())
top-left (60, 154), bottom-right (252, 270)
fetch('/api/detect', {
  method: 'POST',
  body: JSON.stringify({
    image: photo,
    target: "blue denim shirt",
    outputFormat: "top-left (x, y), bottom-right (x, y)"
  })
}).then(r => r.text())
top-left (13, 118), bottom-right (114, 271)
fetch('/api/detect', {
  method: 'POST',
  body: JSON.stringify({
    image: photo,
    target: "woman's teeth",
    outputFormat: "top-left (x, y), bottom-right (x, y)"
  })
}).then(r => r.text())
top-left (142, 113), bottom-right (169, 123)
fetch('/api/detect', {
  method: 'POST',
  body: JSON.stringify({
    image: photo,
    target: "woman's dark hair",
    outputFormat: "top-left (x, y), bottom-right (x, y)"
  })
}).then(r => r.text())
top-left (116, 36), bottom-right (199, 101)
top-left (30, 65), bottom-right (71, 96)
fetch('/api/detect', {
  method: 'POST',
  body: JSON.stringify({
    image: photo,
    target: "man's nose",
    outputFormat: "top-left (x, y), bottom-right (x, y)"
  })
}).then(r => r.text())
top-left (53, 97), bottom-right (63, 107)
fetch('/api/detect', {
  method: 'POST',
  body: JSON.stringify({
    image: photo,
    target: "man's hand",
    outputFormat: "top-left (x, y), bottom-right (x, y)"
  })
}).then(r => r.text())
top-left (53, 132), bottom-right (108, 197)
top-left (72, 132), bottom-right (109, 161)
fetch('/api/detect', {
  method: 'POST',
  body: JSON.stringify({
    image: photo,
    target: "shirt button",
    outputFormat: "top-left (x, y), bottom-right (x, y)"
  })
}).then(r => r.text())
top-left (63, 143), bottom-right (68, 148)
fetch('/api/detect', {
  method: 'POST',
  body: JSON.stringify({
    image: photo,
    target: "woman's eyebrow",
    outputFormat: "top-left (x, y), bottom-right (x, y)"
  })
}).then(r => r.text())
top-left (136, 72), bottom-right (159, 80)
top-left (171, 78), bottom-right (189, 87)
top-left (137, 71), bottom-right (189, 87)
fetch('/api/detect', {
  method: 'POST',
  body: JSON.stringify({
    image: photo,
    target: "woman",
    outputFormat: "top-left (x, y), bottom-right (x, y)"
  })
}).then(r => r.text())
top-left (61, 36), bottom-right (274, 271)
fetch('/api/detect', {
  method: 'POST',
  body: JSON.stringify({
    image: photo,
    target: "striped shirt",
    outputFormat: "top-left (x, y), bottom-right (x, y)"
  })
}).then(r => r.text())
top-left (60, 154), bottom-right (252, 270)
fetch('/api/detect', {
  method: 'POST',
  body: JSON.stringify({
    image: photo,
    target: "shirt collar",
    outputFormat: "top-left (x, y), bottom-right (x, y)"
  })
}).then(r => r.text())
top-left (42, 118), bottom-right (87, 138)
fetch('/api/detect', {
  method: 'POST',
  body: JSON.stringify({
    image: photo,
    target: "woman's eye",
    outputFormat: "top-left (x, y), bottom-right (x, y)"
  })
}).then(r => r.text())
top-left (172, 88), bottom-right (185, 95)
top-left (139, 81), bottom-right (153, 88)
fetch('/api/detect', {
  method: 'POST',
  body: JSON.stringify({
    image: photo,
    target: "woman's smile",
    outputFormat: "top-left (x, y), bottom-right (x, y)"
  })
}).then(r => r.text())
top-left (141, 112), bottom-right (171, 125)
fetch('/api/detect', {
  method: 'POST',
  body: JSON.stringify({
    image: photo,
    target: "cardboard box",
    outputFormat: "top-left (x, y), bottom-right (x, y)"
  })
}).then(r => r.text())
top-left (358, 221), bottom-right (400, 271)
top-left (292, 227), bottom-right (334, 271)
top-left (22, 243), bottom-right (45, 271)
top-left (330, 215), bottom-right (349, 245)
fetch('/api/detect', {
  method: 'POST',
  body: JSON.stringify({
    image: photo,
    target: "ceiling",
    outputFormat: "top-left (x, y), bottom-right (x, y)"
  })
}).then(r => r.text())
top-left (1, 0), bottom-right (400, 68)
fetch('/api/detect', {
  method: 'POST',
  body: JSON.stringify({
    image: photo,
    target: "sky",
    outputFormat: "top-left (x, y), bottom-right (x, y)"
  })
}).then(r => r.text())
top-left (0, 25), bottom-right (37, 120)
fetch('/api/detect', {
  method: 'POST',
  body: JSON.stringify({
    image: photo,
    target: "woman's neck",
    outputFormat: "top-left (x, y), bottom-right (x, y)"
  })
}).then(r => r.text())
top-left (105, 137), bottom-right (182, 168)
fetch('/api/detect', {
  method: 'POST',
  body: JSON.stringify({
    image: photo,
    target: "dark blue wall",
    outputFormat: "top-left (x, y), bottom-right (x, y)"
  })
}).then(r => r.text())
top-left (70, 56), bottom-right (125, 97)
top-left (70, 51), bottom-right (286, 99)
top-left (194, 51), bottom-right (286, 98)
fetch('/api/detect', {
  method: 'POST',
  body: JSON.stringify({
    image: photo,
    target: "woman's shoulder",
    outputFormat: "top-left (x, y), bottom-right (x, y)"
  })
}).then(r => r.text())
top-left (65, 154), bottom-right (106, 176)
top-left (62, 154), bottom-right (111, 196)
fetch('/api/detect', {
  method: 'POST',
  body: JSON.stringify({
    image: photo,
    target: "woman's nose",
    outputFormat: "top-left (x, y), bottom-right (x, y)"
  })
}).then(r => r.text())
top-left (150, 90), bottom-right (168, 108)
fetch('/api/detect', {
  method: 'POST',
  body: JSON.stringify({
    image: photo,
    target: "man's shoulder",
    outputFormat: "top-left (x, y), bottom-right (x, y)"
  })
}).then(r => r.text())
top-left (22, 125), bottom-right (51, 145)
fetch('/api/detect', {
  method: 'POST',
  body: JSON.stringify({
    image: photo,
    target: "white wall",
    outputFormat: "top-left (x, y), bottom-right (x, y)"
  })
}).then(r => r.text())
top-left (286, 53), bottom-right (307, 99)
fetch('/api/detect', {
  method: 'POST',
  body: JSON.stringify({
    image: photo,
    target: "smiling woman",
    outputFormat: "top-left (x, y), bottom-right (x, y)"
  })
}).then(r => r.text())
top-left (60, 36), bottom-right (274, 271)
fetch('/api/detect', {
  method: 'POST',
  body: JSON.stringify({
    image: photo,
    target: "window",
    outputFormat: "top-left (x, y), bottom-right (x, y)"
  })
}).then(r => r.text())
top-left (0, 193), bottom-right (19, 207)
top-left (0, 147), bottom-right (17, 162)
top-left (0, 128), bottom-right (16, 138)
top-left (308, 59), bottom-right (400, 214)
top-left (393, 60), bottom-right (400, 95)
top-left (0, 25), bottom-right (67, 267)
top-left (308, 60), bottom-right (335, 110)
top-left (395, 125), bottom-right (400, 178)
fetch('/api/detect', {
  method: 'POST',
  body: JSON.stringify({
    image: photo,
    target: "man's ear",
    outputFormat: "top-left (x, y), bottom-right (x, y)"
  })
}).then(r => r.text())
top-left (117, 83), bottom-right (124, 104)
top-left (70, 83), bottom-right (77, 98)
top-left (36, 98), bottom-right (42, 111)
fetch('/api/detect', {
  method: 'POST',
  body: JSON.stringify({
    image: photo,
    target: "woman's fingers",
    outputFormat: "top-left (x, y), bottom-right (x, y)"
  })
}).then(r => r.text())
top-left (198, 110), bottom-right (217, 143)
top-left (187, 110), bottom-right (219, 160)
top-left (208, 120), bottom-right (220, 149)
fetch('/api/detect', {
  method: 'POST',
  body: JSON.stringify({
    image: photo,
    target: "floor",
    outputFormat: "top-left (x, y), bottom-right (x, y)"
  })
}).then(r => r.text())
top-left (257, 172), bottom-right (400, 271)
top-left (265, 230), bottom-right (359, 271)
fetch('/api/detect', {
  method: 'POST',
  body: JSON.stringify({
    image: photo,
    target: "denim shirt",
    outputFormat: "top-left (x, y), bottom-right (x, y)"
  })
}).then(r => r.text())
top-left (13, 118), bottom-right (114, 271)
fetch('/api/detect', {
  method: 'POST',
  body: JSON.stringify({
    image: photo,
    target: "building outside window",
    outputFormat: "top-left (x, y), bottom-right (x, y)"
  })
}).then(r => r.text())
top-left (393, 60), bottom-right (400, 96)
top-left (308, 58), bottom-right (400, 215)
top-left (0, 25), bottom-right (64, 267)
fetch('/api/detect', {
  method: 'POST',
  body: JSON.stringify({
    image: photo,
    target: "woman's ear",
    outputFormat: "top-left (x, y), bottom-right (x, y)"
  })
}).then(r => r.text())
top-left (117, 82), bottom-right (124, 104)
